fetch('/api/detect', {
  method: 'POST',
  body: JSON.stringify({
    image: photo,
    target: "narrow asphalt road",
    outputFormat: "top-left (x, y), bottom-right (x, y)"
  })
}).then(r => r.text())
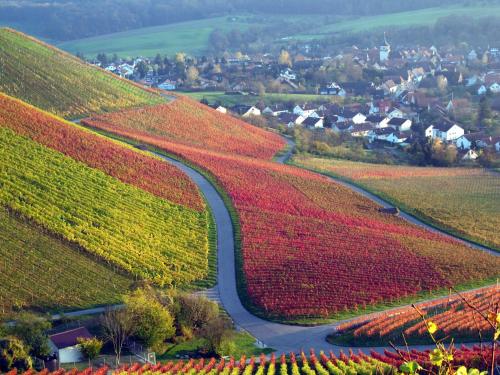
top-left (151, 150), bottom-right (495, 355)
top-left (68, 122), bottom-right (496, 355)
top-left (282, 138), bottom-right (497, 256)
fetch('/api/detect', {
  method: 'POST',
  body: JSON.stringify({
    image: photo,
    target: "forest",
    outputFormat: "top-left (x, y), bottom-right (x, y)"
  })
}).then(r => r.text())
top-left (1, 0), bottom-right (496, 41)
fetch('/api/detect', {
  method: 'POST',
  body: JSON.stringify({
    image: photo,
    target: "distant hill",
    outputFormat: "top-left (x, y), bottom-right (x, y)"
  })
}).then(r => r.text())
top-left (0, 28), bottom-right (164, 119)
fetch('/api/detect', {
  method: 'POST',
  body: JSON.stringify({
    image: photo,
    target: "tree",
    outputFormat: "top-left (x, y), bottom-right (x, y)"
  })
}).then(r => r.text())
top-left (0, 337), bottom-right (32, 372)
top-left (278, 50), bottom-right (292, 67)
top-left (100, 308), bottom-right (135, 366)
top-left (77, 337), bottom-right (103, 365)
top-left (7, 313), bottom-right (51, 358)
top-left (174, 294), bottom-right (219, 333)
top-left (186, 66), bottom-right (199, 83)
top-left (136, 61), bottom-right (149, 78)
top-left (125, 289), bottom-right (175, 353)
top-left (175, 52), bottom-right (186, 65)
top-left (478, 95), bottom-right (492, 127)
top-left (436, 75), bottom-right (448, 93)
top-left (200, 317), bottom-right (232, 355)
top-left (96, 53), bottom-right (108, 66)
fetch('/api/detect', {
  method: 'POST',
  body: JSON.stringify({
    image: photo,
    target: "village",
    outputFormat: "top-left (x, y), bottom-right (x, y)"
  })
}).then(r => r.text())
top-left (90, 39), bottom-right (500, 166)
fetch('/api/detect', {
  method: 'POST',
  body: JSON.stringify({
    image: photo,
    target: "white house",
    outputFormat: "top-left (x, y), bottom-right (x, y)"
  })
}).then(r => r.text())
top-left (210, 104), bottom-right (227, 114)
top-left (386, 132), bottom-right (408, 144)
top-left (280, 69), bottom-right (297, 81)
top-left (262, 104), bottom-right (289, 117)
top-left (293, 104), bottom-right (318, 117)
top-left (387, 117), bottom-right (412, 132)
top-left (495, 140), bottom-right (500, 153)
top-left (232, 105), bottom-right (261, 117)
top-left (366, 115), bottom-right (390, 128)
top-left (49, 327), bottom-right (92, 364)
top-left (461, 149), bottom-right (479, 161)
top-left (350, 123), bottom-right (373, 137)
top-left (426, 123), bottom-right (465, 142)
top-left (387, 108), bottom-right (406, 119)
top-left (352, 113), bottom-right (367, 124)
top-left (302, 116), bottom-right (324, 129)
top-left (158, 80), bottom-right (176, 91)
top-left (490, 83), bottom-right (500, 94)
top-left (455, 134), bottom-right (474, 150)
top-left (477, 85), bottom-right (488, 95)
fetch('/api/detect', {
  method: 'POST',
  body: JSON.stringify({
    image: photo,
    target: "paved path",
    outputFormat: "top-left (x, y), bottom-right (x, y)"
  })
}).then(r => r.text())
top-left (282, 138), bottom-right (497, 256)
top-left (150, 151), bottom-right (493, 355)
top-left (65, 122), bottom-right (495, 355)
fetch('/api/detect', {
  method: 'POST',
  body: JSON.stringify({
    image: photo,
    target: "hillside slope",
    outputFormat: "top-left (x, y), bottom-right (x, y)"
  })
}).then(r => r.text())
top-left (293, 156), bottom-right (500, 250)
top-left (0, 94), bottom-right (211, 316)
top-left (0, 28), bottom-right (164, 119)
top-left (83, 96), bottom-right (500, 320)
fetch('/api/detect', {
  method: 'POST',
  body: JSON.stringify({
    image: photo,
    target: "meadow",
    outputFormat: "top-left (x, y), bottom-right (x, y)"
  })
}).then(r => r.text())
top-left (290, 5), bottom-right (500, 40)
top-left (0, 207), bottom-right (132, 318)
top-left (83, 96), bottom-right (500, 321)
top-left (293, 156), bottom-right (500, 250)
top-left (59, 15), bottom-right (302, 58)
top-left (183, 92), bottom-right (329, 107)
top-left (0, 28), bottom-right (164, 119)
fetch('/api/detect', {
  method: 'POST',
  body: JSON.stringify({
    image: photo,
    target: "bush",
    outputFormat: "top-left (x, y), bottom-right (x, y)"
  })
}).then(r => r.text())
top-left (0, 337), bottom-right (32, 372)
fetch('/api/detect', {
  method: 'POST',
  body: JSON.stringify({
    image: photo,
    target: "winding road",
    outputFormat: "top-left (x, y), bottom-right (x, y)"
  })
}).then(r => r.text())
top-left (71, 116), bottom-right (497, 355)
top-left (150, 139), bottom-right (498, 355)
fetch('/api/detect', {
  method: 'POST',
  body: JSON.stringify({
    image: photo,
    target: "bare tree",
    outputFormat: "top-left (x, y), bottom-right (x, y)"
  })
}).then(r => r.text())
top-left (100, 308), bottom-right (135, 366)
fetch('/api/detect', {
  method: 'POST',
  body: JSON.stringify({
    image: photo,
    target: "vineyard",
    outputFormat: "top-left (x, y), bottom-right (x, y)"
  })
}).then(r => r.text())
top-left (83, 98), bottom-right (500, 321)
top-left (83, 96), bottom-right (285, 159)
top-left (293, 156), bottom-right (500, 250)
top-left (0, 125), bottom-right (209, 287)
top-left (0, 28), bottom-right (164, 119)
top-left (332, 285), bottom-right (499, 346)
top-left (0, 93), bottom-right (205, 211)
top-left (0, 207), bottom-right (132, 318)
top-left (6, 347), bottom-right (499, 375)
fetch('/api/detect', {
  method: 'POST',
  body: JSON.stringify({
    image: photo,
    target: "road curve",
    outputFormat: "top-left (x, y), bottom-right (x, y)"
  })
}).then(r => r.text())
top-left (151, 150), bottom-right (494, 355)
top-left (282, 138), bottom-right (498, 256)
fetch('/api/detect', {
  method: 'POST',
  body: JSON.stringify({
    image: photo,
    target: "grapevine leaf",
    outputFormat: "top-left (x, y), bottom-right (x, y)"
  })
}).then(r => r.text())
top-left (427, 321), bottom-right (438, 335)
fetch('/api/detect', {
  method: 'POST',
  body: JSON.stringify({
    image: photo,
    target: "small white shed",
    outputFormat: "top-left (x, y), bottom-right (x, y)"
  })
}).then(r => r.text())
top-left (49, 327), bottom-right (92, 364)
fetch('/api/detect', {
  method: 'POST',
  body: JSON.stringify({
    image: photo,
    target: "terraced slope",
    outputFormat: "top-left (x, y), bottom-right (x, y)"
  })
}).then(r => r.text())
top-left (83, 97), bottom-right (500, 321)
top-left (0, 28), bottom-right (164, 119)
top-left (293, 156), bottom-right (500, 250)
top-left (0, 94), bottom-right (210, 300)
top-left (0, 207), bottom-right (132, 318)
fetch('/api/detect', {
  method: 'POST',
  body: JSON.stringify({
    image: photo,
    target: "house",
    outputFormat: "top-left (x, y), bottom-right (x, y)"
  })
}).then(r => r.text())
top-left (478, 85), bottom-right (488, 95)
top-left (262, 104), bottom-right (289, 117)
top-left (350, 123), bottom-right (373, 137)
top-left (387, 108), bottom-right (406, 119)
top-left (231, 105), bottom-right (261, 117)
top-left (366, 115), bottom-right (390, 128)
top-left (495, 140), bottom-right (500, 153)
top-left (490, 83), bottom-right (500, 94)
top-left (387, 117), bottom-right (412, 132)
top-left (278, 112), bottom-right (304, 128)
top-left (209, 104), bottom-right (227, 114)
top-left (461, 149), bottom-right (479, 161)
top-left (369, 128), bottom-right (408, 144)
top-left (293, 104), bottom-right (318, 117)
top-left (49, 327), bottom-right (93, 364)
top-left (158, 80), bottom-right (176, 91)
top-left (341, 109), bottom-right (366, 124)
top-left (455, 133), bottom-right (479, 150)
top-left (331, 122), bottom-right (354, 133)
top-left (426, 123), bottom-right (464, 141)
top-left (280, 69), bottom-right (297, 81)
top-left (320, 82), bottom-right (346, 96)
top-left (301, 116), bottom-right (324, 129)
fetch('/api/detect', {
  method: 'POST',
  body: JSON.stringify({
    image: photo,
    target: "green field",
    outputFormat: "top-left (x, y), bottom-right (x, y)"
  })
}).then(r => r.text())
top-left (59, 15), bottom-right (301, 58)
top-left (0, 207), bottom-right (132, 318)
top-left (0, 127), bottom-right (210, 287)
top-left (291, 5), bottom-right (500, 40)
top-left (58, 5), bottom-right (500, 57)
top-left (183, 91), bottom-right (329, 107)
top-left (0, 28), bottom-right (164, 119)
